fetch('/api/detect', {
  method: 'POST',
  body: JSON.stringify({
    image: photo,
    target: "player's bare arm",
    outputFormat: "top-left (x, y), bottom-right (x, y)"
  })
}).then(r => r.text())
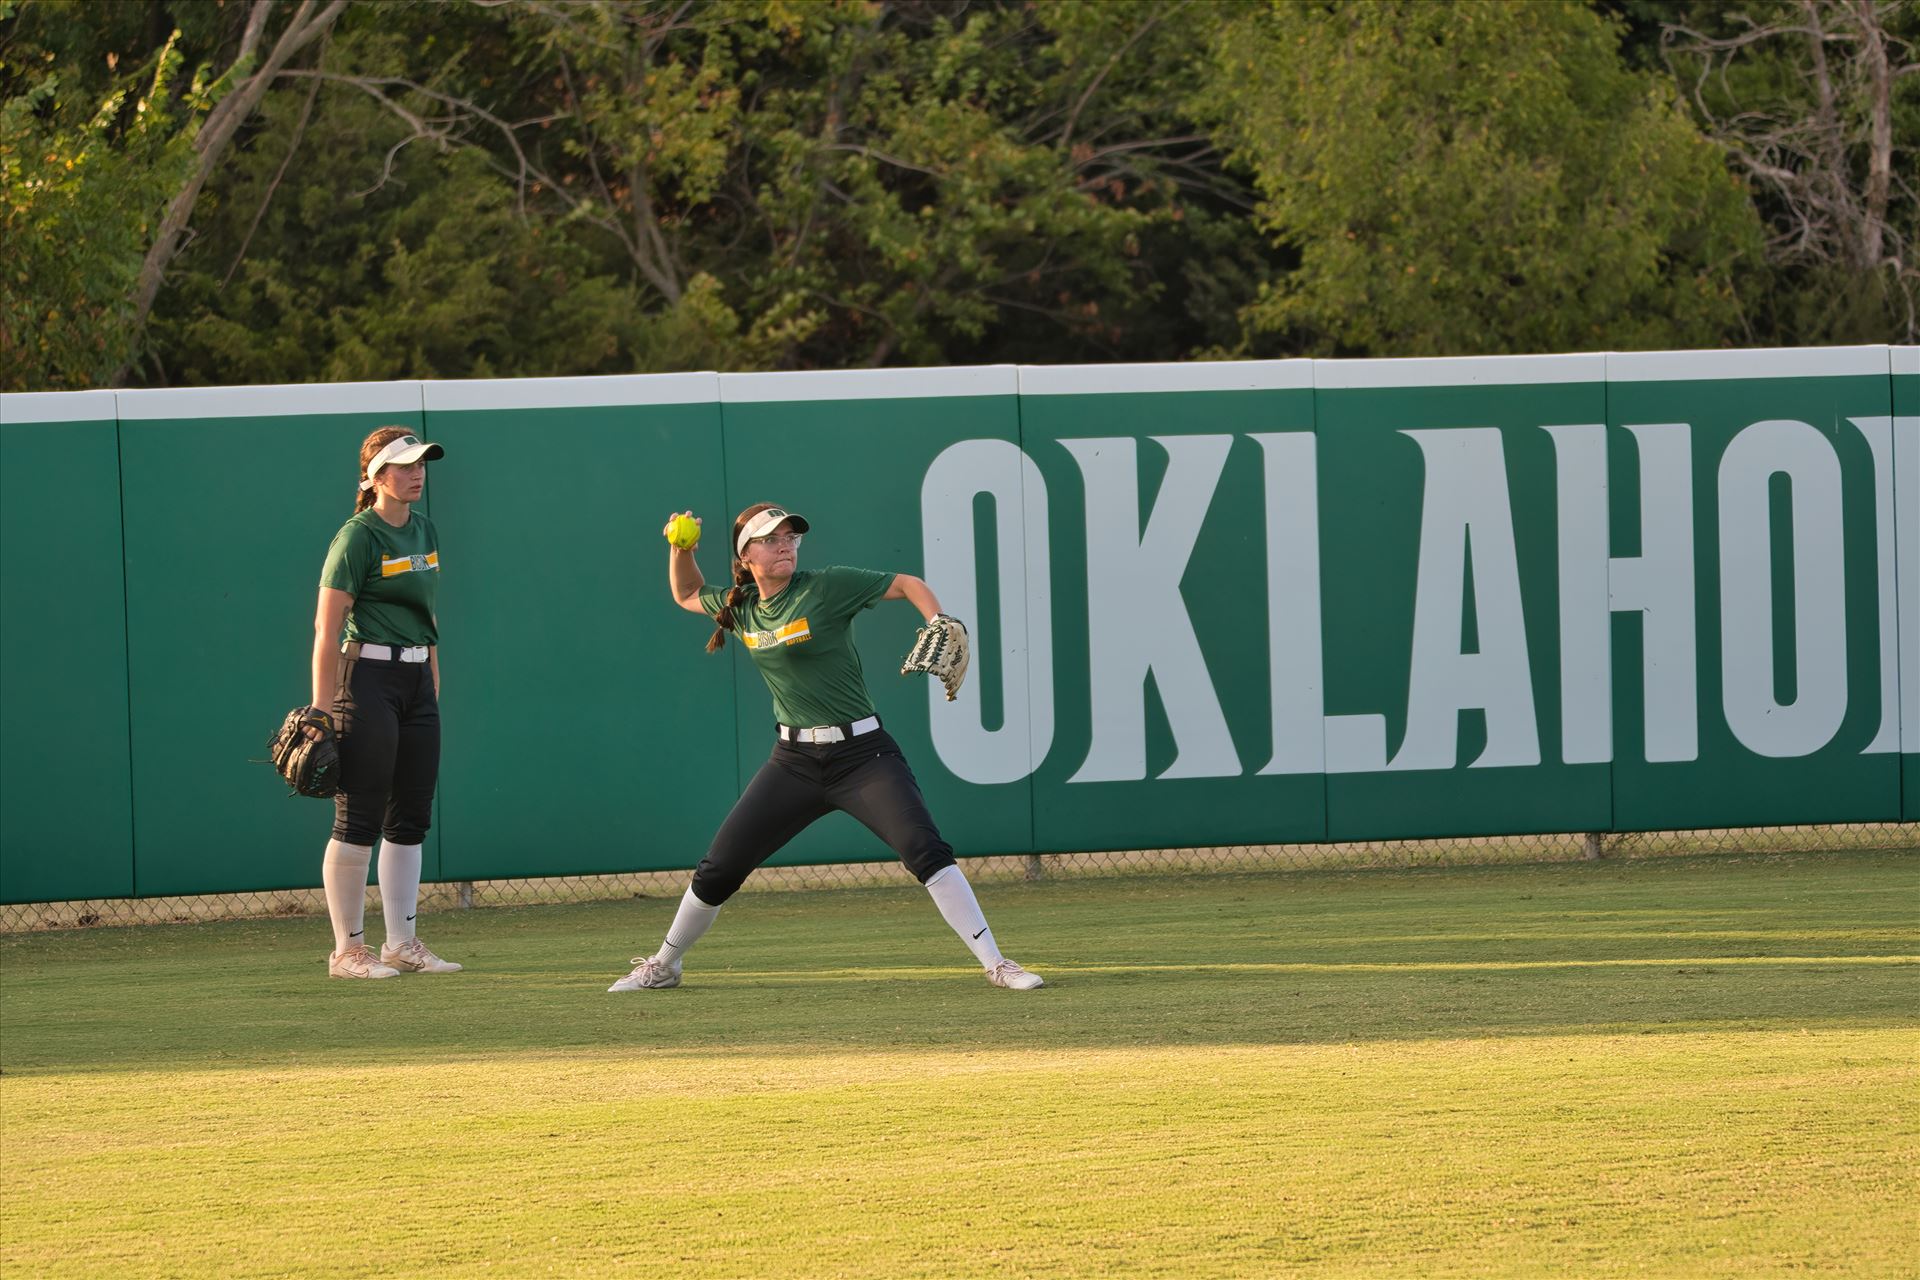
top-left (883, 573), bottom-right (941, 621)
top-left (665, 510), bottom-right (707, 614)
top-left (311, 587), bottom-right (353, 709)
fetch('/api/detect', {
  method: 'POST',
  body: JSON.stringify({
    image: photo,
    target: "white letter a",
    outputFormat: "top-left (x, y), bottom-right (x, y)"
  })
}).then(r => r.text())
top-left (1391, 428), bottom-right (1540, 770)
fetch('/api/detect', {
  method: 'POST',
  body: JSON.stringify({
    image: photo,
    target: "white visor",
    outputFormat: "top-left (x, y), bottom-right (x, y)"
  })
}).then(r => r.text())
top-left (359, 434), bottom-right (445, 490)
top-left (735, 506), bottom-right (811, 556)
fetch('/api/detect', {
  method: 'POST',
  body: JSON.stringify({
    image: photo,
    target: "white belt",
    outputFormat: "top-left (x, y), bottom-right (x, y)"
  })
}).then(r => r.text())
top-left (778, 715), bottom-right (880, 744)
top-left (351, 643), bottom-right (431, 663)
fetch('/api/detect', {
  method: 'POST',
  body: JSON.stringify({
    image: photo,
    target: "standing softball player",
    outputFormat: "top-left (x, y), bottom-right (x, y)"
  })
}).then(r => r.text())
top-left (608, 502), bottom-right (1044, 993)
top-left (307, 426), bottom-right (462, 980)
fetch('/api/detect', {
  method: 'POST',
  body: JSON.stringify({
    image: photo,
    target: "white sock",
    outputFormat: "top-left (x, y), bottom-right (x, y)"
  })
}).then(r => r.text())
top-left (378, 840), bottom-right (423, 948)
top-left (924, 864), bottom-right (1005, 968)
top-left (322, 839), bottom-right (374, 954)
top-left (654, 887), bottom-right (722, 968)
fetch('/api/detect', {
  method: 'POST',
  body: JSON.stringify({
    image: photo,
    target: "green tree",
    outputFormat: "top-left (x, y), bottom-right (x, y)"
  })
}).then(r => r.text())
top-left (312, 0), bottom-right (1267, 371)
top-left (6, 0), bottom-right (1277, 387)
top-left (1, 0), bottom-right (346, 391)
top-left (0, 8), bottom-right (206, 389)
top-left (147, 18), bottom-right (646, 385)
top-left (1661, 0), bottom-right (1919, 343)
top-left (1201, 0), bottom-right (1765, 356)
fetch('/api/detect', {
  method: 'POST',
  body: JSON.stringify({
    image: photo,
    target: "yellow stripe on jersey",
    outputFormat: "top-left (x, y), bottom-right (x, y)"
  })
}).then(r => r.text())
top-left (741, 617), bottom-right (811, 649)
top-left (380, 550), bottom-right (440, 577)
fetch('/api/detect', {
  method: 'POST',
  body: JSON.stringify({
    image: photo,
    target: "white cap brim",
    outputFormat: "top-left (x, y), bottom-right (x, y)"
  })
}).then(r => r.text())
top-left (735, 507), bottom-right (811, 556)
top-left (360, 436), bottom-right (446, 489)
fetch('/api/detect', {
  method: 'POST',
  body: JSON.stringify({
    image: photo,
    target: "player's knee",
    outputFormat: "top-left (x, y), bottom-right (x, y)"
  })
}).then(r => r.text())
top-left (332, 789), bottom-right (390, 847)
top-left (902, 842), bottom-right (955, 885)
top-left (332, 817), bottom-right (382, 846)
top-left (690, 862), bottom-right (745, 907)
top-left (383, 801), bottom-right (432, 845)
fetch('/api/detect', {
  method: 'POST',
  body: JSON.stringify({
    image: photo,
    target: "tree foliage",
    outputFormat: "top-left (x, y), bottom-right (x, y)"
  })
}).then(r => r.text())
top-left (0, 3), bottom-right (212, 388)
top-left (1661, 0), bottom-right (1919, 341)
top-left (304, 0), bottom-right (1253, 371)
top-left (0, 0), bottom-right (1908, 392)
top-left (1201, 0), bottom-right (1764, 356)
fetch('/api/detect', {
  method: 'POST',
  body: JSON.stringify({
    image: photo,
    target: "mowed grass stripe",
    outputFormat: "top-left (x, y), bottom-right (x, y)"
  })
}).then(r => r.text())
top-left (3, 1037), bottom-right (1912, 1278)
top-left (3, 851), bottom-right (1917, 1278)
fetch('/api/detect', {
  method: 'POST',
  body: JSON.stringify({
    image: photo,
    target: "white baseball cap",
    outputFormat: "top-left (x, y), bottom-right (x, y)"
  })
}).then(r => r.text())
top-left (359, 434), bottom-right (445, 490)
top-left (735, 506), bottom-right (811, 556)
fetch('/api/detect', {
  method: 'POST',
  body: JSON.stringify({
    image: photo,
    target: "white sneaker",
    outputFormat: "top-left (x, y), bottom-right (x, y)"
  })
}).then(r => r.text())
top-left (608, 955), bottom-right (681, 992)
top-left (329, 944), bottom-right (400, 979)
top-left (381, 937), bottom-right (463, 974)
top-left (986, 959), bottom-right (1045, 990)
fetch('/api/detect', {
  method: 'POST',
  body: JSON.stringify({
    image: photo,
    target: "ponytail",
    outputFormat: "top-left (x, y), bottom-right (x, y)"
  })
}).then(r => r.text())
top-left (706, 560), bottom-right (757, 653)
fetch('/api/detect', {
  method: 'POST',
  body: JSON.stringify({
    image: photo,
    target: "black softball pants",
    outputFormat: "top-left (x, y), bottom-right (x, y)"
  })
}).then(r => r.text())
top-left (690, 728), bottom-right (957, 906)
top-left (329, 647), bottom-right (440, 846)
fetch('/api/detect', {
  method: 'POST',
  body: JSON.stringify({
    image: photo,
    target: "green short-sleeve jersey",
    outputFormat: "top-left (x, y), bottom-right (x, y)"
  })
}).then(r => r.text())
top-left (319, 509), bottom-right (440, 646)
top-left (699, 566), bottom-right (893, 727)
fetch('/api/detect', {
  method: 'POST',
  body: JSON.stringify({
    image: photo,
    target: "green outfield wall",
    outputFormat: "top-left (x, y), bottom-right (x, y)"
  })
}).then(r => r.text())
top-left (2, 347), bottom-right (1913, 903)
top-left (1, 390), bottom-right (134, 901)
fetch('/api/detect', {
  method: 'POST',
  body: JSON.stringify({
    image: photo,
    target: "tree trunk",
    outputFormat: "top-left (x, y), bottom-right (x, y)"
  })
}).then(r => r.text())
top-left (110, 0), bottom-right (347, 386)
top-left (1854, 0), bottom-right (1893, 270)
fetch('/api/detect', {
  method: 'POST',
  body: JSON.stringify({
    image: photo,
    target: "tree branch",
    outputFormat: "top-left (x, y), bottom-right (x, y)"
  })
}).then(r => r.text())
top-left (222, 29), bottom-right (329, 288)
top-left (1661, 0), bottom-right (1916, 335)
top-left (113, 0), bottom-right (349, 385)
top-left (1058, 3), bottom-right (1181, 152)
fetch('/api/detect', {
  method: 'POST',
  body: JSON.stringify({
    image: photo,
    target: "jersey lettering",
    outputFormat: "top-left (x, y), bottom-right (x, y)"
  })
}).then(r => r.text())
top-left (380, 550), bottom-right (440, 578)
top-left (742, 618), bottom-right (812, 649)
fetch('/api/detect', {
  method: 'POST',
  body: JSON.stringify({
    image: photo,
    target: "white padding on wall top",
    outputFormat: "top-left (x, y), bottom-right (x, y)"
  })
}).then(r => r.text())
top-left (719, 364), bottom-right (1018, 403)
top-left (116, 381), bottom-right (425, 420)
top-left (8, 347), bottom-right (1901, 420)
top-left (1608, 345), bottom-right (1890, 381)
top-left (422, 372), bottom-right (719, 411)
top-left (1019, 360), bottom-right (1313, 395)
top-left (0, 389), bottom-right (119, 424)
top-left (1314, 352), bottom-right (1608, 389)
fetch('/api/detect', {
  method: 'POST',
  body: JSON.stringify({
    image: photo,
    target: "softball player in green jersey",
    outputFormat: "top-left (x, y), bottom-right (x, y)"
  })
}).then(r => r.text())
top-left (309, 426), bottom-right (462, 980)
top-left (609, 502), bottom-right (1044, 993)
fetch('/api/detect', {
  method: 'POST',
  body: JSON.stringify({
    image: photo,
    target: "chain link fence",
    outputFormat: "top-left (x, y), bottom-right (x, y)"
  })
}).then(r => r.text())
top-left (3, 822), bottom-right (1912, 932)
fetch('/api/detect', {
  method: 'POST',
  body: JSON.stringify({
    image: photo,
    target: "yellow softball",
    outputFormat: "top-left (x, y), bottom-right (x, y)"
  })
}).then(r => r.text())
top-left (665, 513), bottom-right (701, 549)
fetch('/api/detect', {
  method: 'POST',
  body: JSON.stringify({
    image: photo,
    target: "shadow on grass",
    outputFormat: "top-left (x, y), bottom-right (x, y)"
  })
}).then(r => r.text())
top-left (2, 851), bottom-right (1915, 1075)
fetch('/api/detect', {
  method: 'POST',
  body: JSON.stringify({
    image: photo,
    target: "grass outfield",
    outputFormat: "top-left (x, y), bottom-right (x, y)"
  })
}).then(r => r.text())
top-left (2, 851), bottom-right (1916, 1279)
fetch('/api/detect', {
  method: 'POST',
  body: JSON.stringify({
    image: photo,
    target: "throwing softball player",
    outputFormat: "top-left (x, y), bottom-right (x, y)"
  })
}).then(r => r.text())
top-left (608, 502), bottom-right (1044, 992)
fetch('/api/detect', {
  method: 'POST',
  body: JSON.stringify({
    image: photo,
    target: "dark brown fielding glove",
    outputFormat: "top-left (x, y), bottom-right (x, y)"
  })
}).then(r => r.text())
top-left (264, 705), bottom-right (342, 798)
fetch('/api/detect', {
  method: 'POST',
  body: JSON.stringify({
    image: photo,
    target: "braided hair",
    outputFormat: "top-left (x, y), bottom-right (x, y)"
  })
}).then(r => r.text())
top-left (706, 501), bottom-right (780, 653)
